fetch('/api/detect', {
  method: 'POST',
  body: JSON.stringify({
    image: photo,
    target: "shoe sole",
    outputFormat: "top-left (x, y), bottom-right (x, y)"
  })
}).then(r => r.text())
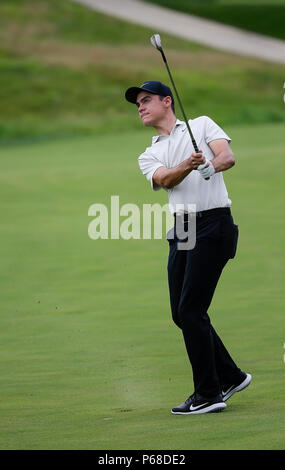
top-left (223, 373), bottom-right (252, 402)
top-left (171, 402), bottom-right (226, 415)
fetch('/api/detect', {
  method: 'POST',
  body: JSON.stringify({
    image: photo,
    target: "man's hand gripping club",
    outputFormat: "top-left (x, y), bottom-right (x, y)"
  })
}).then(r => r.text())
top-left (191, 151), bottom-right (215, 180)
top-left (153, 150), bottom-right (215, 190)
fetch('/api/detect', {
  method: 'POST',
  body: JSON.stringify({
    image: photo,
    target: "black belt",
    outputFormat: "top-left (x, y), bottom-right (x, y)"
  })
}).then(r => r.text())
top-left (174, 207), bottom-right (231, 220)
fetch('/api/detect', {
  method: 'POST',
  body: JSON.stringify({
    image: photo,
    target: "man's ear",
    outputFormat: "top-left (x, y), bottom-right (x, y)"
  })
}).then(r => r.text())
top-left (163, 96), bottom-right (172, 108)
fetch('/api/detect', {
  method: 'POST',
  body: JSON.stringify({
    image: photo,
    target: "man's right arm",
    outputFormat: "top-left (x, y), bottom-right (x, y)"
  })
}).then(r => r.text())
top-left (153, 151), bottom-right (205, 190)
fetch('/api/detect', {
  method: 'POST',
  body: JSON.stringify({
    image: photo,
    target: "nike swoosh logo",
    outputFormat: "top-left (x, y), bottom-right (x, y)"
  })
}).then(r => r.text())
top-left (189, 402), bottom-right (209, 411)
top-left (222, 387), bottom-right (233, 397)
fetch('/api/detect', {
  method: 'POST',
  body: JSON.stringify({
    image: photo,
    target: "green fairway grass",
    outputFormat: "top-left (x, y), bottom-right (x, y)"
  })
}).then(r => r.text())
top-left (1, 122), bottom-right (284, 449)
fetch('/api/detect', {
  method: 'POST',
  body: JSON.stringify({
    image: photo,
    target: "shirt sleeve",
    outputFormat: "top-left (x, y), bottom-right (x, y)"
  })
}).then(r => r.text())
top-left (138, 150), bottom-right (165, 191)
top-left (204, 116), bottom-right (231, 144)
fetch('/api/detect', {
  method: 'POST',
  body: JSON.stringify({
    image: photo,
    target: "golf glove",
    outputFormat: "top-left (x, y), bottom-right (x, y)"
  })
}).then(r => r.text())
top-left (198, 160), bottom-right (215, 179)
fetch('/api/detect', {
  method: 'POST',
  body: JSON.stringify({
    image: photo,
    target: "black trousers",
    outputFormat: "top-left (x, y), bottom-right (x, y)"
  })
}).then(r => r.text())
top-left (167, 208), bottom-right (242, 398)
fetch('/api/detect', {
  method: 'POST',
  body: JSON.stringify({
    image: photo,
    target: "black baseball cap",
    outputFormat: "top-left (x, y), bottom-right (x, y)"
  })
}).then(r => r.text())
top-left (125, 80), bottom-right (174, 105)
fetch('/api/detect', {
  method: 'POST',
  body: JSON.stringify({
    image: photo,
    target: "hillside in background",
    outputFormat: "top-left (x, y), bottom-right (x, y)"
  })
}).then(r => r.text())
top-left (144, 0), bottom-right (285, 40)
top-left (0, 0), bottom-right (284, 143)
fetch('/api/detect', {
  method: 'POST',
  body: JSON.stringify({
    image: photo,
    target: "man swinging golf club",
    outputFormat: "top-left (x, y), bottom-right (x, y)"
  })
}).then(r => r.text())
top-left (125, 34), bottom-right (251, 415)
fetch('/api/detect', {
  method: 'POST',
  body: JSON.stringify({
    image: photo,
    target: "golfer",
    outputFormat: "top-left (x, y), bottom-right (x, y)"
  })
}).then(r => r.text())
top-left (125, 80), bottom-right (251, 415)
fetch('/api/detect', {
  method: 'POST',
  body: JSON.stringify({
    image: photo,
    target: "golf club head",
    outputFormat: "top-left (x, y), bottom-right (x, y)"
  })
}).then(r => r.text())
top-left (150, 34), bottom-right (162, 51)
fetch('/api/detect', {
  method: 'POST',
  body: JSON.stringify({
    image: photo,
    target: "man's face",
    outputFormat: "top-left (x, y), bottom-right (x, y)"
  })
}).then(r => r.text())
top-left (136, 91), bottom-right (169, 127)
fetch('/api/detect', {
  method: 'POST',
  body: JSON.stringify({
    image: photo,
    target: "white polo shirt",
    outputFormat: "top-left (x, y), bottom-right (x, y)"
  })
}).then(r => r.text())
top-left (138, 116), bottom-right (232, 214)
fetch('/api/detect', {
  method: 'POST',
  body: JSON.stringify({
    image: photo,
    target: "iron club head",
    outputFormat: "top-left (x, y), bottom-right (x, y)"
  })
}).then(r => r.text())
top-left (150, 34), bottom-right (162, 51)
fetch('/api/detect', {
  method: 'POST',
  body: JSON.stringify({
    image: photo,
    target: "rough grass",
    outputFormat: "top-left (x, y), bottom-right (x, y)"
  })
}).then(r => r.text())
top-left (0, 0), bottom-right (284, 143)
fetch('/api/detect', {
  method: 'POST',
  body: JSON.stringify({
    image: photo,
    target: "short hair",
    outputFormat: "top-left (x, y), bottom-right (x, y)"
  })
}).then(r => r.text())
top-left (159, 95), bottom-right (175, 114)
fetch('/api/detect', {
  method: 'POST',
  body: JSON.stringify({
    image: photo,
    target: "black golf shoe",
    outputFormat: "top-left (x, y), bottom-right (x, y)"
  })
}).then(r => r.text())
top-left (171, 393), bottom-right (226, 415)
top-left (222, 372), bottom-right (252, 402)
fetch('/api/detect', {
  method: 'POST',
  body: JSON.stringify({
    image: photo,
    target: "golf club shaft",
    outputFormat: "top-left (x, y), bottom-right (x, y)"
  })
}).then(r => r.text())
top-left (160, 47), bottom-right (209, 180)
top-left (160, 49), bottom-right (199, 153)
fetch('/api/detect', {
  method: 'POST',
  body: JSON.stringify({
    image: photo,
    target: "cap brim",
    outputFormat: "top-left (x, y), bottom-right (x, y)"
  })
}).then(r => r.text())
top-left (125, 87), bottom-right (142, 103)
top-left (125, 86), bottom-right (157, 104)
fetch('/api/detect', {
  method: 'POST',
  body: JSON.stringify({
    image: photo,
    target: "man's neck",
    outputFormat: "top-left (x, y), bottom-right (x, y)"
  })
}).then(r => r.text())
top-left (154, 114), bottom-right (177, 136)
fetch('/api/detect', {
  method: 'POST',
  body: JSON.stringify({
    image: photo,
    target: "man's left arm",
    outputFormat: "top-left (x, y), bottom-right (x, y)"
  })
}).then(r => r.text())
top-left (209, 139), bottom-right (235, 173)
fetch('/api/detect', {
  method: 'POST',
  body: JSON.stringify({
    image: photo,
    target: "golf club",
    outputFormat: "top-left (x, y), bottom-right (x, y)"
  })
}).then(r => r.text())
top-left (150, 33), bottom-right (209, 180)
